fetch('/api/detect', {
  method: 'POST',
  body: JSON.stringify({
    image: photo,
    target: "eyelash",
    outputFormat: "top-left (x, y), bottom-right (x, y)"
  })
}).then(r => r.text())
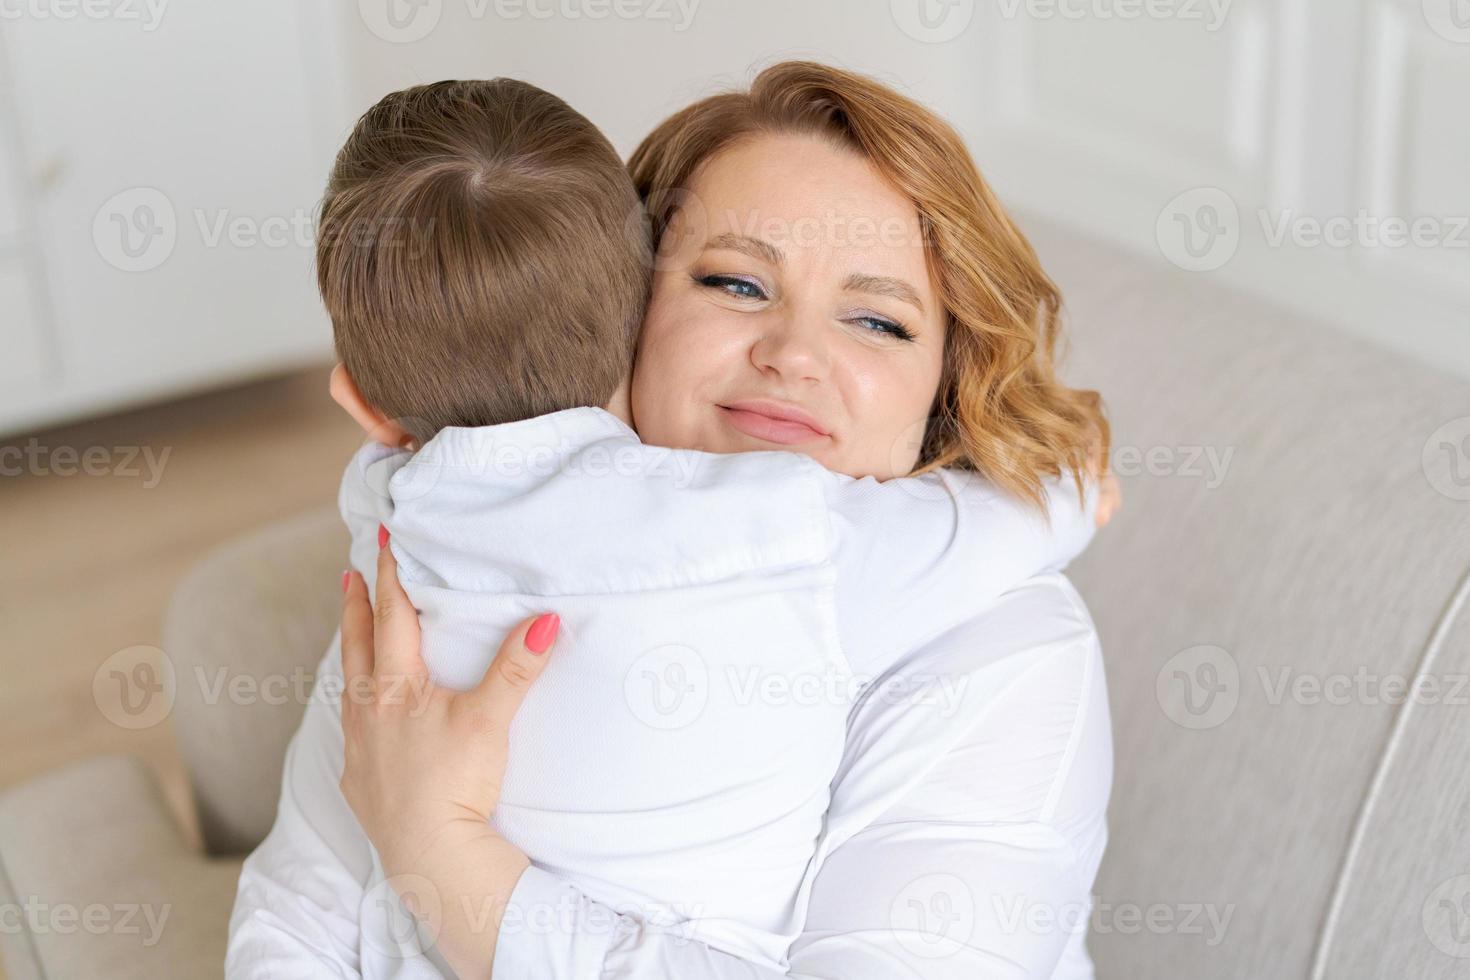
top-left (692, 273), bottom-right (917, 342)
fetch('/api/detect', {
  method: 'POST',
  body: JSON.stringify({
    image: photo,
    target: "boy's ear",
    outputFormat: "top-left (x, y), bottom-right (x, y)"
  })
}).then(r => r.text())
top-left (329, 363), bottom-right (415, 449)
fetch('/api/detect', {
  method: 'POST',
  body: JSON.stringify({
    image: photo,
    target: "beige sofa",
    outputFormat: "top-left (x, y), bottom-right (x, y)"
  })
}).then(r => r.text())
top-left (4, 220), bottom-right (1469, 979)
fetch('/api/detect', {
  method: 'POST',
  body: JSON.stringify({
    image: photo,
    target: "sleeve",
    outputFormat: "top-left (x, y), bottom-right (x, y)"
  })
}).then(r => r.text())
top-left (225, 635), bottom-right (375, 979)
top-left (827, 467), bottom-right (1099, 677)
top-left (489, 575), bottom-right (1112, 980)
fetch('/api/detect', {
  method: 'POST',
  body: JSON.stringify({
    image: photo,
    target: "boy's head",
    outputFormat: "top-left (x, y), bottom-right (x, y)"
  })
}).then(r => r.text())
top-left (319, 78), bottom-right (651, 445)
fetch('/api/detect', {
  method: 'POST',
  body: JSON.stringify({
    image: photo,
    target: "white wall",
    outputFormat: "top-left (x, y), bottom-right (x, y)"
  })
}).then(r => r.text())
top-left (968, 0), bottom-right (1470, 377)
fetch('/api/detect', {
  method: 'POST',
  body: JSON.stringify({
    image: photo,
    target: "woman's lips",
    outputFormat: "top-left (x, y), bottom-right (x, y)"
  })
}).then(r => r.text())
top-left (717, 401), bottom-right (830, 446)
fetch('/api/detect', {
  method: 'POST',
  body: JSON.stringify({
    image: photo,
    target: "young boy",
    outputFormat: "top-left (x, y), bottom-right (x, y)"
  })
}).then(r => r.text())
top-left (231, 78), bottom-right (1098, 977)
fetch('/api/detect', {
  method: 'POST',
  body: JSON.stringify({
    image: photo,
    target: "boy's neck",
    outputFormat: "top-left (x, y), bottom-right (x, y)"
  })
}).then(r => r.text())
top-left (603, 378), bottom-right (635, 431)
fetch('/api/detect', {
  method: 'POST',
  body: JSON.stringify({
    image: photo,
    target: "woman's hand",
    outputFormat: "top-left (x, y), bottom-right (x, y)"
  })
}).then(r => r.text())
top-left (339, 529), bottom-right (560, 975)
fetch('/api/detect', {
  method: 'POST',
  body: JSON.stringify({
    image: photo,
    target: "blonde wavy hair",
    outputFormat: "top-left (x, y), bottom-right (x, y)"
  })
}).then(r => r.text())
top-left (627, 61), bottom-right (1109, 510)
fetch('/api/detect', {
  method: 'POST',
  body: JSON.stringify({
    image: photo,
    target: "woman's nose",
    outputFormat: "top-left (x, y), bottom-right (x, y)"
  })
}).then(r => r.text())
top-left (749, 312), bottom-right (830, 383)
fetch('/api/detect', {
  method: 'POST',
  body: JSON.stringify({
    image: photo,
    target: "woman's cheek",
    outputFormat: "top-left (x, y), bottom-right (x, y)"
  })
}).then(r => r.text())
top-left (846, 360), bottom-right (935, 479)
top-left (659, 300), bottom-right (740, 376)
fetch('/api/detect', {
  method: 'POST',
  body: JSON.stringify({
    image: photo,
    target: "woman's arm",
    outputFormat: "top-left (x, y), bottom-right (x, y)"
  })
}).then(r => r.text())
top-left (225, 635), bottom-right (372, 978)
top-left (344, 549), bottom-right (1110, 979)
top-left (788, 574), bottom-right (1110, 979)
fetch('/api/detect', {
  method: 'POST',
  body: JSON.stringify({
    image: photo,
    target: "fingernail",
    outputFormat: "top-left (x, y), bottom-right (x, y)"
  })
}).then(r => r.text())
top-left (525, 613), bottom-right (560, 654)
top-left (378, 524), bottom-right (389, 549)
top-left (341, 570), bottom-right (351, 594)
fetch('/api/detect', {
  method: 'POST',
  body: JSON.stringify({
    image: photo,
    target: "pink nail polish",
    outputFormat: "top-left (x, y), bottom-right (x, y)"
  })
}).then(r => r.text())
top-left (377, 524), bottom-right (389, 549)
top-left (526, 613), bottom-right (560, 654)
top-left (341, 570), bottom-right (351, 594)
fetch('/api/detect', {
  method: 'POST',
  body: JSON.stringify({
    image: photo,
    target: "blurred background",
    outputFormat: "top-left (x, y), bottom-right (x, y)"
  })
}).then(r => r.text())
top-left (0, 2), bottom-right (1466, 977)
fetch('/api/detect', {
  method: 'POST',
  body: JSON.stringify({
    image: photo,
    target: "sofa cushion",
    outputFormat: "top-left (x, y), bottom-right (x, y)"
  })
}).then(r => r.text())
top-left (0, 755), bottom-right (243, 980)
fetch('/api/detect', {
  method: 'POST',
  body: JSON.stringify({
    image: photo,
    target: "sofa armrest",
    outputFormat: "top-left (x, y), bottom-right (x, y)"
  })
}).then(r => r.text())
top-left (165, 505), bottom-right (349, 856)
top-left (0, 755), bottom-right (242, 980)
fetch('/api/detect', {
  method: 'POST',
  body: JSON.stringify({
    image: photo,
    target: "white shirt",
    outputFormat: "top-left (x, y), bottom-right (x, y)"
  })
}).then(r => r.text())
top-left (227, 407), bottom-right (1110, 979)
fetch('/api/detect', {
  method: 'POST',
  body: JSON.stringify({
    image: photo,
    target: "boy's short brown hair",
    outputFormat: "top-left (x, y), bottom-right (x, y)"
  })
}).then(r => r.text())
top-left (318, 78), bottom-right (651, 440)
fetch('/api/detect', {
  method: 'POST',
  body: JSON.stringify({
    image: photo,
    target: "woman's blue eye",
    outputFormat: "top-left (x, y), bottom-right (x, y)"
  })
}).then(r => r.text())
top-left (852, 316), bottom-right (917, 342)
top-left (695, 274), bottom-right (766, 300)
top-left (694, 274), bottom-right (915, 343)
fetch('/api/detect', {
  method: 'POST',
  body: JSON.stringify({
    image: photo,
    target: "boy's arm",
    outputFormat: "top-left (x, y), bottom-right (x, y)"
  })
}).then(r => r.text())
top-left (827, 467), bottom-right (1099, 677)
top-left (225, 636), bottom-right (372, 979)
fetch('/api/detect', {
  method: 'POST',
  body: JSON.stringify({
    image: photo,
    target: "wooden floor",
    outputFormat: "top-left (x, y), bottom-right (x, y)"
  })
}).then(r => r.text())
top-left (0, 366), bottom-right (361, 868)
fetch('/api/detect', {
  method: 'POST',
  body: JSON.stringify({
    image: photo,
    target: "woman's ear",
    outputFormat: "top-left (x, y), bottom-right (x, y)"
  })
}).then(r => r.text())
top-left (329, 363), bottom-right (415, 449)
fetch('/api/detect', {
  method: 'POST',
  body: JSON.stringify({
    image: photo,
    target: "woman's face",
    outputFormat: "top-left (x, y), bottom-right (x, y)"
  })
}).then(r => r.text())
top-left (630, 133), bottom-right (947, 480)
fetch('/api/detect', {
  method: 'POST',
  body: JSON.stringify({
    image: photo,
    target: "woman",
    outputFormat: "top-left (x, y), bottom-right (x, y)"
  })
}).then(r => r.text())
top-left (241, 61), bottom-right (1116, 979)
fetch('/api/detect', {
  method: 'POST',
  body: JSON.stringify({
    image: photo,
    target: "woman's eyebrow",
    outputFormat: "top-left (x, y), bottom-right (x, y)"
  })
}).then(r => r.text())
top-left (843, 272), bottom-right (925, 314)
top-left (706, 233), bottom-right (785, 266)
